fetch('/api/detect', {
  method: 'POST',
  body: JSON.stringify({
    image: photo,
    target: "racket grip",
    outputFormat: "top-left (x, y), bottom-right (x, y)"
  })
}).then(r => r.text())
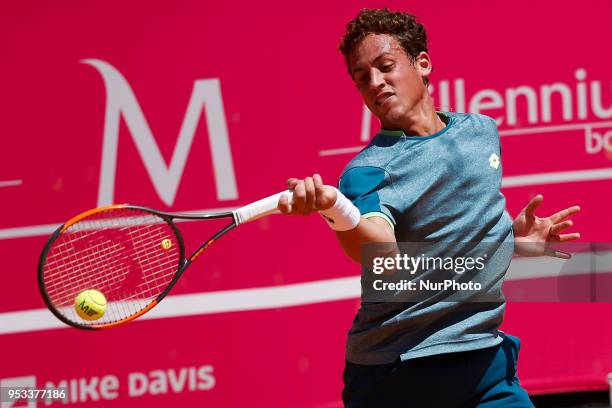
top-left (233, 190), bottom-right (294, 225)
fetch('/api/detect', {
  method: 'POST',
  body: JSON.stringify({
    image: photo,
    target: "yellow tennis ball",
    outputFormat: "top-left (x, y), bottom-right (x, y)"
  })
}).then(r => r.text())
top-left (75, 289), bottom-right (107, 321)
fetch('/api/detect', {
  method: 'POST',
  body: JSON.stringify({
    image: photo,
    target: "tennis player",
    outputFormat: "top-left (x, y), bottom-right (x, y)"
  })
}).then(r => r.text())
top-left (279, 8), bottom-right (580, 407)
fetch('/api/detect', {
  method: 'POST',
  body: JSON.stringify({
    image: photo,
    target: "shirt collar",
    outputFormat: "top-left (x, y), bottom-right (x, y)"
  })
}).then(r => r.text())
top-left (379, 112), bottom-right (450, 137)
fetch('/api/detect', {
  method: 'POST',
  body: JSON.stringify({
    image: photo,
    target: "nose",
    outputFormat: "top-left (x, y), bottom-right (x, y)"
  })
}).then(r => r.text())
top-left (370, 68), bottom-right (385, 90)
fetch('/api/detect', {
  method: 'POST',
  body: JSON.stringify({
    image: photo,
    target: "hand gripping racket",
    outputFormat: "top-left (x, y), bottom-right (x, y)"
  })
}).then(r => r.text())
top-left (38, 191), bottom-right (293, 330)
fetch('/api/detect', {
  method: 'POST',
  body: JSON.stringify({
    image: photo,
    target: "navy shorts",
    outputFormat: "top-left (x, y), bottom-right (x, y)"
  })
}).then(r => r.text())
top-left (342, 333), bottom-right (534, 408)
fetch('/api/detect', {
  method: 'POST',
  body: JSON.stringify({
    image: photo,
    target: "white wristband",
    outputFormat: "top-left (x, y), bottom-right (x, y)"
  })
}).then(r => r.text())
top-left (319, 187), bottom-right (361, 231)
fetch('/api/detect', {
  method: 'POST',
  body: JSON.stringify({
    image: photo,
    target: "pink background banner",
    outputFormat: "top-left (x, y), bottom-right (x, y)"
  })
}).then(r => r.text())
top-left (1, 1), bottom-right (611, 406)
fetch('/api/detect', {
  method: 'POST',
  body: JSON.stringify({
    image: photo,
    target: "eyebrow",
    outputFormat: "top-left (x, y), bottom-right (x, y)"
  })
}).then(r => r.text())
top-left (351, 52), bottom-right (394, 75)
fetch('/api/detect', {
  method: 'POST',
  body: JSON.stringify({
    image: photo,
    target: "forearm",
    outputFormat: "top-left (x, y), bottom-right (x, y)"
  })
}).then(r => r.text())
top-left (335, 217), bottom-right (396, 263)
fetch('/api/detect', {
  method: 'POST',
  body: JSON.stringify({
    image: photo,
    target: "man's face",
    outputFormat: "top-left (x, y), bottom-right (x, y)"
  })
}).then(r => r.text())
top-left (349, 34), bottom-right (430, 129)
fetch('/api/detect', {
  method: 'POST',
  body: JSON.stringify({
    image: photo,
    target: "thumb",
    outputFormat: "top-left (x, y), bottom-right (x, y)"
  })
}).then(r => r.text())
top-left (277, 193), bottom-right (292, 214)
top-left (313, 173), bottom-right (337, 210)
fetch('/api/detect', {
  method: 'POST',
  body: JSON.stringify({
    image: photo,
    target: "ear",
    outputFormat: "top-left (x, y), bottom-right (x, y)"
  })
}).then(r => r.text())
top-left (415, 51), bottom-right (433, 77)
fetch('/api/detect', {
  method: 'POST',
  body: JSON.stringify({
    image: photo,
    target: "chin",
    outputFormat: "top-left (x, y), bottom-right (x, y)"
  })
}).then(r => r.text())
top-left (379, 109), bottom-right (405, 129)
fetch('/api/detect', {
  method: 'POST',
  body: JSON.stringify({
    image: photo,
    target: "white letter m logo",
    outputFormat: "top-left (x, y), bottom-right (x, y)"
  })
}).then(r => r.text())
top-left (82, 59), bottom-right (238, 207)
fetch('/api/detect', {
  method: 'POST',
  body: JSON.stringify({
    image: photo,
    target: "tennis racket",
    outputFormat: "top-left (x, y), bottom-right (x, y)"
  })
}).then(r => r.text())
top-left (38, 190), bottom-right (293, 330)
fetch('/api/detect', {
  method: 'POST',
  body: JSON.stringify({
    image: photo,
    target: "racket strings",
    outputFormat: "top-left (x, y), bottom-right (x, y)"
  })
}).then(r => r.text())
top-left (42, 207), bottom-right (182, 326)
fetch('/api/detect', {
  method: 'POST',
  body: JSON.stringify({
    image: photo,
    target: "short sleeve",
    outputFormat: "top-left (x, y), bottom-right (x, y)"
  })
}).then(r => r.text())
top-left (338, 166), bottom-right (396, 229)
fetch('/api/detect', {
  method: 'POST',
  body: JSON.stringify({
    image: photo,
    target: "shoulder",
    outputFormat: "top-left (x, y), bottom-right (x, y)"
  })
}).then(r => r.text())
top-left (339, 165), bottom-right (388, 194)
top-left (344, 141), bottom-right (389, 169)
top-left (339, 150), bottom-right (393, 194)
top-left (446, 111), bottom-right (497, 128)
top-left (337, 140), bottom-right (396, 197)
top-left (340, 135), bottom-right (402, 178)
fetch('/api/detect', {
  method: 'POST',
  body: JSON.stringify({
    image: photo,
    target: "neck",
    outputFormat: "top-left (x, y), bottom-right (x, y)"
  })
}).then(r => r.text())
top-left (382, 94), bottom-right (445, 136)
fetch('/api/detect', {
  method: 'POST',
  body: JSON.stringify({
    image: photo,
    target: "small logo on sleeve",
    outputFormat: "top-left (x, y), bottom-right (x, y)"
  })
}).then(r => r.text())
top-left (488, 153), bottom-right (500, 169)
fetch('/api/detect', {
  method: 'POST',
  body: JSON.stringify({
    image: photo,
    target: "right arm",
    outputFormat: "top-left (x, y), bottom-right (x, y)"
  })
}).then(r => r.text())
top-left (336, 217), bottom-right (396, 264)
top-left (278, 174), bottom-right (396, 264)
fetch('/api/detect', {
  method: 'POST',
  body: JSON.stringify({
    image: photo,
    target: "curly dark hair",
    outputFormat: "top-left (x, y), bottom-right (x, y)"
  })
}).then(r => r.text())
top-left (339, 8), bottom-right (429, 83)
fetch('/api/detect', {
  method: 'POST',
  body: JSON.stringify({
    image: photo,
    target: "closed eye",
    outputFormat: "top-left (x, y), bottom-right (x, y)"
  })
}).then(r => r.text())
top-left (380, 63), bottom-right (394, 72)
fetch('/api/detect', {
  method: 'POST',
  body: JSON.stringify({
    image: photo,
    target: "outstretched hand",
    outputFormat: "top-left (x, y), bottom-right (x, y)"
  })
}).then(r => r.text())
top-left (278, 174), bottom-right (337, 215)
top-left (513, 195), bottom-right (581, 259)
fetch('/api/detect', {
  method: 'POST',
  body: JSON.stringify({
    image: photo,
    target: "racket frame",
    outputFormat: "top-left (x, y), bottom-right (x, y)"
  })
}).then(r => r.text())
top-left (38, 204), bottom-right (238, 330)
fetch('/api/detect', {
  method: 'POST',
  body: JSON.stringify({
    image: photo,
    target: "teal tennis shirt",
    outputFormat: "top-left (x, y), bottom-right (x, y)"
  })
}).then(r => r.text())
top-left (339, 112), bottom-right (514, 365)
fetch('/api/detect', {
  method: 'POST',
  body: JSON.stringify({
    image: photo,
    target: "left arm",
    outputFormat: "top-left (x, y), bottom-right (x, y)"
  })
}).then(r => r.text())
top-left (512, 194), bottom-right (581, 259)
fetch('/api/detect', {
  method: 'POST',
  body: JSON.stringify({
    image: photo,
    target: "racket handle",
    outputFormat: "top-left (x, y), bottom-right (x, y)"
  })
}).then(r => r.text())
top-left (233, 190), bottom-right (294, 225)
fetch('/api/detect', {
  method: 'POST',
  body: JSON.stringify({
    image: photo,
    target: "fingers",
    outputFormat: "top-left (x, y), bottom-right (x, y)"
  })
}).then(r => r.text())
top-left (549, 205), bottom-right (581, 223)
top-left (284, 175), bottom-right (326, 215)
top-left (304, 176), bottom-right (315, 211)
top-left (548, 220), bottom-right (580, 244)
top-left (287, 178), bottom-right (298, 189)
top-left (556, 232), bottom-right (581, 242)
top-left (549, 220), bottom-right (573, 235)
top-left (293, 179), bottom-right (306, 214)
top-left (277, 193), bottom-right (292, 214)
top-left (522, 194), bottom-right (543, 216)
